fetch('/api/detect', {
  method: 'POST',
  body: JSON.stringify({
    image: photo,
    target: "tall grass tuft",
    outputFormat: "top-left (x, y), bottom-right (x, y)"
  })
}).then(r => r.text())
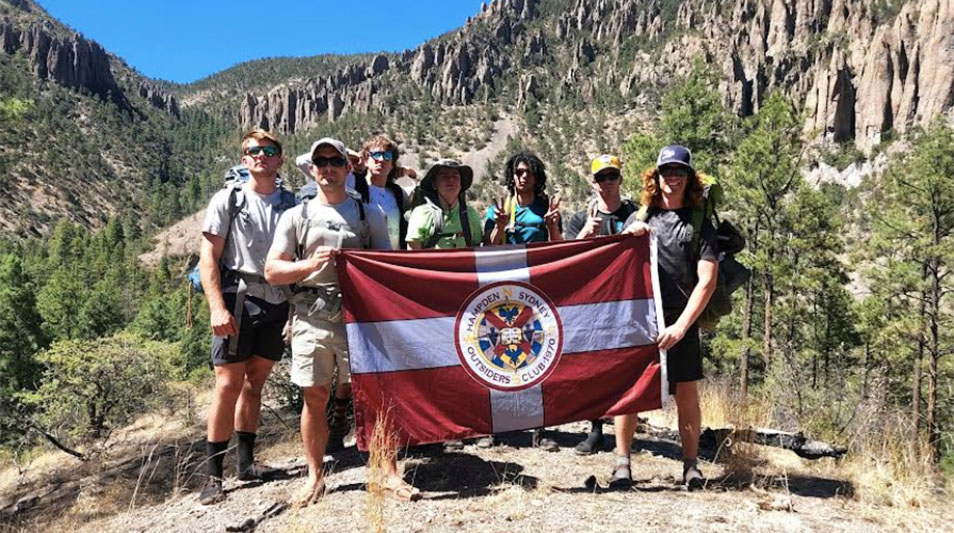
top-left (365, 408), bottom-right (397, 533)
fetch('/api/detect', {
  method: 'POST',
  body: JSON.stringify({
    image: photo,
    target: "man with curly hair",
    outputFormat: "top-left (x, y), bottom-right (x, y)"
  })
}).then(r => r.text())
top-left (484, 151), bottom-right (562, 246)
top-left (481, 151), bottom-right (562, 451)
top-left (617, 144), bottom-right (719, 490)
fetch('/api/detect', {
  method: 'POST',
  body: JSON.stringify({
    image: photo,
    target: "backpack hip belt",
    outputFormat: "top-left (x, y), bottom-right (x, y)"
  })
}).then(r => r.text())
top-left (292, 285), bottom-right (343, 322)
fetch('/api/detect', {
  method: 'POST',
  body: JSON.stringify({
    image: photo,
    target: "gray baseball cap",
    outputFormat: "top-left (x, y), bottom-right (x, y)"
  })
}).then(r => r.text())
top-left (309, 137), bottom-right (348, 160)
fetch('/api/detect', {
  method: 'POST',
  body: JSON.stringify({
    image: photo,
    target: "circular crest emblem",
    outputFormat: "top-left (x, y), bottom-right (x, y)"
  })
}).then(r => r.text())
top-left (455, 281), bottom-right (563, 391)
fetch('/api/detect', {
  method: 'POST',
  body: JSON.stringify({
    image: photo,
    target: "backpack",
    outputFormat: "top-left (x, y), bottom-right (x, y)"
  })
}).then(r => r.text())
top-left (422, 193), bottom-right (474, 249)
top-left (187, 165), bottom-right (297, 293)
top-left (294, 189), bottom-right (372, 259)
top-left (637, 174), bottom-right (750, 329)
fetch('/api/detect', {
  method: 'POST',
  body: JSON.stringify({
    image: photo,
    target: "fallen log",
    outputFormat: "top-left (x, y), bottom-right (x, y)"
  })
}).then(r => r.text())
top-left (640, 423), bottom-right (847, 459)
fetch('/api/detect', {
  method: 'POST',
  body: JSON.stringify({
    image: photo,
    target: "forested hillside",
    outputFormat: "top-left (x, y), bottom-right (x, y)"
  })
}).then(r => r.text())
top-left (1, 0), bottom-right (953, 529)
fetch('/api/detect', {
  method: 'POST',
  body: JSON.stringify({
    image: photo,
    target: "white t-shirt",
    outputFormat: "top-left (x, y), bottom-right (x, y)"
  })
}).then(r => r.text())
top-left (369, 184), bottom-right (401, 249)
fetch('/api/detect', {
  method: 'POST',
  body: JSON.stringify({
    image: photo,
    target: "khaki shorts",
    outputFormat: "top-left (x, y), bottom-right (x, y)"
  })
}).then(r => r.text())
top-left (290, 313), bottom-right (350, 388)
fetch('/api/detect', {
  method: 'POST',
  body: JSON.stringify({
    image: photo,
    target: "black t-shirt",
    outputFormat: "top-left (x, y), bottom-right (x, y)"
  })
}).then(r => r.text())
top-left (564, 200), bottom-right (640, 239)
top-left (624, 207), bottom-right (719, 311)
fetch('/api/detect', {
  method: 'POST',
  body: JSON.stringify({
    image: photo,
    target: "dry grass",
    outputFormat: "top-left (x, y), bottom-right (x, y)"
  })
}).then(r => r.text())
top-left (825, 414), bottom-right (944, 509)
top-left (365, 409), bottom-right (398, 533)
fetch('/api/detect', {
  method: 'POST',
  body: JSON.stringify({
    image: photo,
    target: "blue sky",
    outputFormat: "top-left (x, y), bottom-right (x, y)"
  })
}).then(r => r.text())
top-left (36, 1), bottom-right (483, 83)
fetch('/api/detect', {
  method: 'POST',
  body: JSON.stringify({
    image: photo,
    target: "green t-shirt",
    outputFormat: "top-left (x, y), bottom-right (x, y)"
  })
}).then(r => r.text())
top-left (406, 203), bottom-right (483, 249)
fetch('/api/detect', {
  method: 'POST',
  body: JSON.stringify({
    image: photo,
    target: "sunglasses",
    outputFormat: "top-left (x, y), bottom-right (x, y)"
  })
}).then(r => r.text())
top-left (515, 168), bottom-right (534, 177)
top-left (370, 151), bottom-right (394, 162)
top-left (312, 156), bottom-right (348, 168)
top-left (659, 166), bottom-right (690, 178)
top-left (245, 145), bottom-right (280, 157)
top-left (594, 171), bottom-right (621, 183)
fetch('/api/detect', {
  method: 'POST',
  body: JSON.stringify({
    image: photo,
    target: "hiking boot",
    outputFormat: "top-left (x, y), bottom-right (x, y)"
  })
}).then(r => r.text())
top-left (608, 464), bottom-right (632, 489)
top-left (326, 432), bottom-right (346, 454)
top-left (327, 398), bottom-right (351, 453)
top-left (476, 435), bottom-right (495, 449)
top-left (443, 439), bottom-right (464, 452)
top-left (683, 463), bottom-right (705, 491)
top-left (574, 430), bottom-right (603, 455)
top-left (199, 477), bottom-right (225, 505)
top-left (532, 429), bottom-right (559, 452)
top-left (237, 462), bottom-right (279, 482)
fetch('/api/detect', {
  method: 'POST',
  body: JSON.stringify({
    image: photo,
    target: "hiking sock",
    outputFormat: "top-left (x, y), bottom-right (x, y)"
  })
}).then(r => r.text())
top-left (206, 439), bottom-right (229, 480)
top-left (236, 431), bottom-right (256, 474)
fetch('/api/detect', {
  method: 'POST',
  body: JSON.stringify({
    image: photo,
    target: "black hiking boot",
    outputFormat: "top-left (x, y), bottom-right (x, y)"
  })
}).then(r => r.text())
top-left (575, 421), bottom-right (604, 455)
top-left (199, 477), bottom-right (225, 505)
top-left (683, 461), bottom-right (705, 491)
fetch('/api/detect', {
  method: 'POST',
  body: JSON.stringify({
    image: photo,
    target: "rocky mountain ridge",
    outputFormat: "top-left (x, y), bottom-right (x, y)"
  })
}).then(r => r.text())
top-left (238, 0), bottom-right (954, 153)
top-left (0, 0), bottom-right (179, 116)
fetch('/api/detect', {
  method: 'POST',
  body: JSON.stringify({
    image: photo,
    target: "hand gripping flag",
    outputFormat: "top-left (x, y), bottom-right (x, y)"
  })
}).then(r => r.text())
top-left (335, 234), bottom-right (667, 450)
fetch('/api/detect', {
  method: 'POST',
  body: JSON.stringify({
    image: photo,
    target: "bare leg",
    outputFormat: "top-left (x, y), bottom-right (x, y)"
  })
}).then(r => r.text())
top-left (234, 356), bottom-right (275, 433)
top-left (301, 385), bottom-right (331, 487)
top-left (208, 362), bottom-right (247, 442)
top-left (674, 381), bottom-right (701, 460)
top-left (613, 413), bottom-right (639, 457)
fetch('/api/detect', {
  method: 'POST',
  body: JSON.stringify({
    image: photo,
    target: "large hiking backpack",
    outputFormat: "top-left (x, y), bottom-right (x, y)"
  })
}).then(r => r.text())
top-left (637, 174), bottom-right (750, 329)
top-left (187, 165), bottom-right (297, 293)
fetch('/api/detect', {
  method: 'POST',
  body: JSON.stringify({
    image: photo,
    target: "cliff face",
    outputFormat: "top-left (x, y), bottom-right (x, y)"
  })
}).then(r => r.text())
top-left (239, 0), bottom-right (954, 152)
top-left (0, 0), bottom-right (179, 116)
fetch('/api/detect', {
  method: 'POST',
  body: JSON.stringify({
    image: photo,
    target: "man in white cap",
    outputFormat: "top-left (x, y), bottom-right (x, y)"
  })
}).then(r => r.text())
top-left (265, 138), bottom-right (420, 503)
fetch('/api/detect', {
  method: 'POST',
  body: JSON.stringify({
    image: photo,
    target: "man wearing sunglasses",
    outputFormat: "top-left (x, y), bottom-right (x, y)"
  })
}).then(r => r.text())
top-left (615, 144), bottom-right (719, 490)
top-left (322, 135), bottom-right (413, 452)
top-left (563, 154), bottom-right (641, 455)
top-left (198, 129), bottom-right (296, 505)
top-left (266, 138), bottom-right (420, 503)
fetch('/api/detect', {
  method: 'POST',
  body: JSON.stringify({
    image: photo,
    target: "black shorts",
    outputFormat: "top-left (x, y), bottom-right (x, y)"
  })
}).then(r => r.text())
top-left (211, 293), bottom-right (289, 366)
top-left (663, 309), bottom-right (703, 393)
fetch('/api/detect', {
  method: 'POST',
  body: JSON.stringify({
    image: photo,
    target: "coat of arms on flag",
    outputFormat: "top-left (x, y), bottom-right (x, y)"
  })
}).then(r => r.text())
top-left (335, 234), bottom-right (666, 450)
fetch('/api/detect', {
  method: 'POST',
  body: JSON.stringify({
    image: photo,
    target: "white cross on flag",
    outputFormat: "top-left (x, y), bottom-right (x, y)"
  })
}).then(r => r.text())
top-left (335, 235), bottom-right (667, 450)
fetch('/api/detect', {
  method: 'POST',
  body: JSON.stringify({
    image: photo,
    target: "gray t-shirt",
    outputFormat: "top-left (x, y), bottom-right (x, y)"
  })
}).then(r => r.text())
top-left (202, 185), bottom-right (291, 304)
top-left (625, 207), bottom-right (719, 312)
top-left (271, 196), bottom-right (391, 290)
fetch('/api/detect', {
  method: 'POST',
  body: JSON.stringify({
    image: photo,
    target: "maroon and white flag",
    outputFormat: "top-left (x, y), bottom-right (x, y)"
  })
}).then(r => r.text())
top-left (335, 235), bottom-right (667, 451)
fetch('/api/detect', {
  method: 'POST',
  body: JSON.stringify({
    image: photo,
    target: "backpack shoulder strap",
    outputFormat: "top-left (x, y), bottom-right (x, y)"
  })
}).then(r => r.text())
top-left (352, 197), bottom-right (372, 249)
top-left (690, 206), bottom-right (705, 258)
top-left (295, 198), bottom-right (310, 260)
top-left (459, 199), bottom-right (473, 247)
top-left (636, 204), bottom-right (650, 222)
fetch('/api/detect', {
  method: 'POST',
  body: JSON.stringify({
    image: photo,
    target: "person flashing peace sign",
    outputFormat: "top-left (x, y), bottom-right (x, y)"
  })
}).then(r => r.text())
top-left (484, 151), bottom-right (562, 246)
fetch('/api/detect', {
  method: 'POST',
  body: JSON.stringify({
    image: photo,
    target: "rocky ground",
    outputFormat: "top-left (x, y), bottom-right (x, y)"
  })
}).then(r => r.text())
top-left (2, 395), bottom-right (949, 533)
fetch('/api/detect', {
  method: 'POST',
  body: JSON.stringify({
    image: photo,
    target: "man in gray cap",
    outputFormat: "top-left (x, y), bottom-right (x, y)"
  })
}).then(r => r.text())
top-left (405, 159), bottom-right (482, 249)
top-left (266, 138), bottom-right (419, 502)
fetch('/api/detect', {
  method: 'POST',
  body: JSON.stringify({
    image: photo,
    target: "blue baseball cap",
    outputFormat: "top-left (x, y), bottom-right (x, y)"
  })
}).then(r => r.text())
top-left (656, 145), bottom-right (693, 171)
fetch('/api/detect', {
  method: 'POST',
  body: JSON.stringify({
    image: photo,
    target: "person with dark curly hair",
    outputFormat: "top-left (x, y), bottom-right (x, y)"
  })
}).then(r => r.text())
top-left (613, 144), bottom-right (718, 491)
top-left (484, 151), bottom-right (562, 246)
top-left (480, 151), bottom-right (562, 451)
